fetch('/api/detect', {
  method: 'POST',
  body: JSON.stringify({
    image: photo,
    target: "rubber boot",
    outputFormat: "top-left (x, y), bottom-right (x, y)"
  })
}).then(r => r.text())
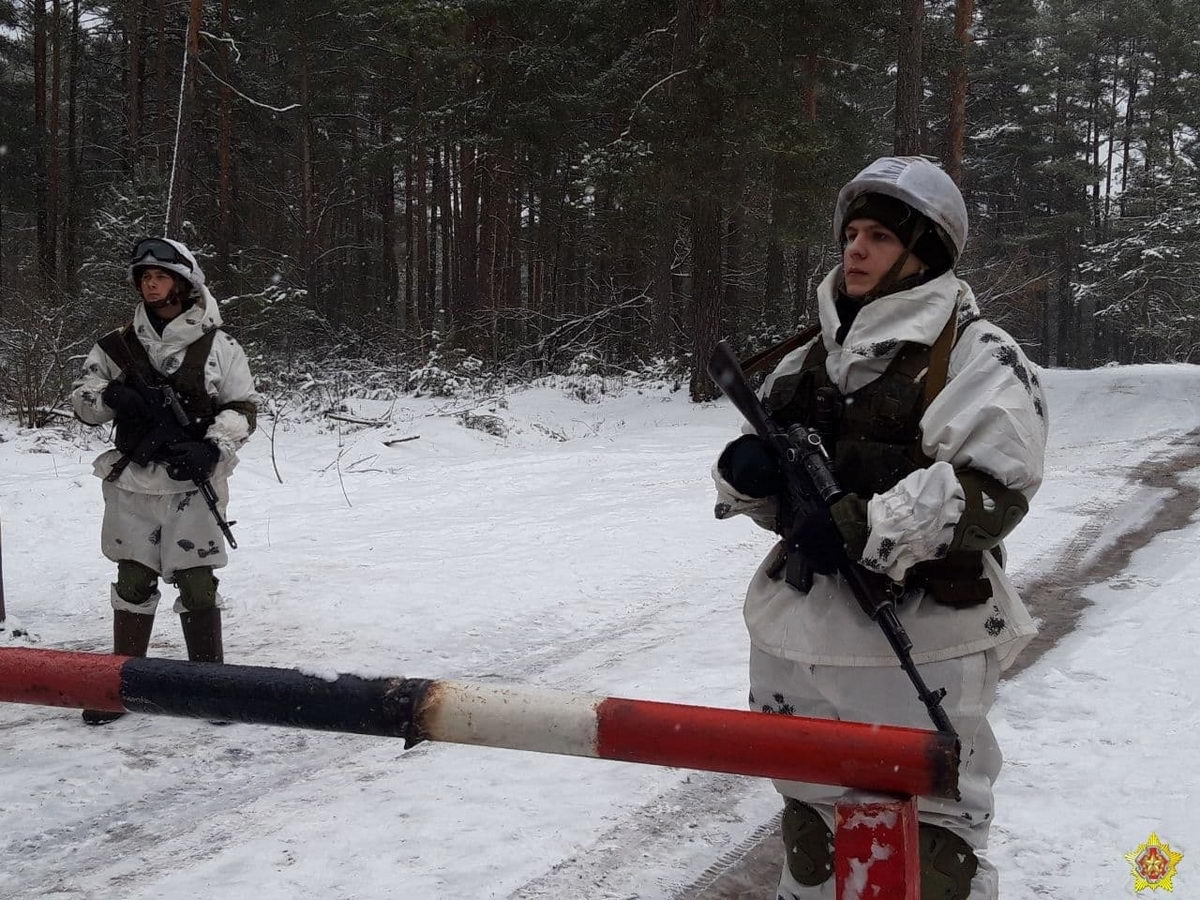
top-left (181, 608), bottom-right (229, 725)
top-left (82, 610), bottom-right (155, 725)
top-left (180, 608), bottom-right (223, 663)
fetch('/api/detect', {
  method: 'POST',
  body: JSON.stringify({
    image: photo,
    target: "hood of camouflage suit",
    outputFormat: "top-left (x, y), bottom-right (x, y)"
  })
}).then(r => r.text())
top-left (817, 266), bottom-right (982, 395)
top-left (129, 239), bottom-right (224, 374)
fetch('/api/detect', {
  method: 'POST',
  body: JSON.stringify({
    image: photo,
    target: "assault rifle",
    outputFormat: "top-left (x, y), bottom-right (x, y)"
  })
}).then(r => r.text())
top-left (116, 372), bottom-right (238, 551)
top-left (707, 340), bottom-right (955, 735)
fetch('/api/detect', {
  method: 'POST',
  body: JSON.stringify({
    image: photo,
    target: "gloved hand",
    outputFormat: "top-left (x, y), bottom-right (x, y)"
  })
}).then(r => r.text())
top-left (789, 493), bottom-right (870, 575)
top-left (717, 435), bottom-right (783, 498)
top-left (102, 381), bottom-right (159, 424)
top-left (164, 440), bottom-right (220, 482)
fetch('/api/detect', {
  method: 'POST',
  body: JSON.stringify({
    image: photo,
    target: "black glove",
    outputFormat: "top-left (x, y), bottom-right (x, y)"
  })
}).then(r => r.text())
top-left (788, 505), bottom-right (845, 575)
top-left (718, 435), bottom-right (784, 498)
top-left (164, 440), bottom-right (220, 482)
top-left (102, 380), bottom-right (159, 424)
top-left (789, 494), bottom-right (869, 575)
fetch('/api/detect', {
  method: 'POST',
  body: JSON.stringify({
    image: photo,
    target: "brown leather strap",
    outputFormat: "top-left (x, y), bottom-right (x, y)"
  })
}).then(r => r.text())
top-left (740, 323), bottom-right (822, 377)
top-left (923, 304), bottom-right (959, 409)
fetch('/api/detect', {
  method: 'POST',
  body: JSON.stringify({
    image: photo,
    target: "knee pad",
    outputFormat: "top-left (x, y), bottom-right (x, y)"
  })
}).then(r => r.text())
top-left (781, 799), bottom-right (834, 887)
top-left (173, 567), bottom-right (219, 613)
top-left (115, 560), bottom-right (159, 607)
top-left (920, 824), bottom-right (978, 900)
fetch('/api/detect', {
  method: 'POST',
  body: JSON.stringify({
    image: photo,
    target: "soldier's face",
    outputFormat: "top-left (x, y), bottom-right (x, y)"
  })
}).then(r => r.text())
top-left (842, 218), bottom-right (925, 298)
top-left (139, 268), bottom-right (184, 319)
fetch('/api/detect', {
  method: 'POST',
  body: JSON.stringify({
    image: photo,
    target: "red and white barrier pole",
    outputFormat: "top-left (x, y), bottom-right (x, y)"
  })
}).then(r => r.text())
top-left (1, 647), bottom-right (956, 896)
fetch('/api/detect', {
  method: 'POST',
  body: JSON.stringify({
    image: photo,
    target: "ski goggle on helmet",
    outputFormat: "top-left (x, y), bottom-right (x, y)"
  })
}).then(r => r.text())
top-left (130, 237), bottom-right (194, 273)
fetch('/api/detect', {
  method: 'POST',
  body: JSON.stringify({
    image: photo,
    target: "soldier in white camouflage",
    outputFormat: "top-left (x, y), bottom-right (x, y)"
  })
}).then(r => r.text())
top-left (71, 238), bottom-right (259, 725)
top-left (714, 158), bottom-right (1048, 899)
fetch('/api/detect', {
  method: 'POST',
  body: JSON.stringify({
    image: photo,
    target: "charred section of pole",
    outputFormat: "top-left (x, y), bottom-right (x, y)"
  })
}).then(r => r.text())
top-left (121, 657), bottom-right (434, 741)
top-left (927, 732), bottom-right (962, 802)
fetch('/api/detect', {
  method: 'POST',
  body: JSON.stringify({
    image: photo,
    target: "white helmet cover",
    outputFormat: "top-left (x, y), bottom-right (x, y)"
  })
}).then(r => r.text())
top-left (833, 157), bottom-right (968, 261)
top-left (128, 237), bottom-right (206, 293)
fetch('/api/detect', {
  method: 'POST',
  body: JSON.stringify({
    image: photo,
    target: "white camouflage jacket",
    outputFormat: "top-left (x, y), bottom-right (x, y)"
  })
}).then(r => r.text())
top-left (71, 286), bottom-right (260, 495)
top-left (714, 267), bottom-right (1049, 668)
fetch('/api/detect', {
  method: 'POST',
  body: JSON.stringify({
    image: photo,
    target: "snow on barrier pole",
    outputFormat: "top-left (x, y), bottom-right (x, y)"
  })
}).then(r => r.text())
top-left (0, 648), bottom-right (953, 897)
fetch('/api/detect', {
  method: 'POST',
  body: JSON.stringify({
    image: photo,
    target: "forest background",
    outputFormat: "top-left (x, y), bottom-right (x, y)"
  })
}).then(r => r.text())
top-left (1, 0), bottom-right (1198, 425)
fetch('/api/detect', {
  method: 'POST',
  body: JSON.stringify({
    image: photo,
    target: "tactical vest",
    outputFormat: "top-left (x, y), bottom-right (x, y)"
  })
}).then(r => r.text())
top-left (763, 324), bottom-right (995, 608)
top-left (98, 324), bottom-right (219, 459)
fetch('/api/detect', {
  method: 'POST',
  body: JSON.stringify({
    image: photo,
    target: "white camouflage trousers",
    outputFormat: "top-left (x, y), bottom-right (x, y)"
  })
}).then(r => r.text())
top-left (101, 480), bottom-right (229, 612)
top-left (749, 645), bottom-right (1003, 900)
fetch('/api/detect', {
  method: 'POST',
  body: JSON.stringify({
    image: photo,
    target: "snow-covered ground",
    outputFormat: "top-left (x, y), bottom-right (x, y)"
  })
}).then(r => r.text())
top-left (1, 364), bottom-right (1198, 900)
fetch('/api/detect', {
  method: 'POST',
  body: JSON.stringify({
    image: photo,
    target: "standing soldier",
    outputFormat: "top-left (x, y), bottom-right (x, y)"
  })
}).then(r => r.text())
top-left (71, 237), bottom-right (259, 725)
top-left (713, 157), bottom-right (1048, 899)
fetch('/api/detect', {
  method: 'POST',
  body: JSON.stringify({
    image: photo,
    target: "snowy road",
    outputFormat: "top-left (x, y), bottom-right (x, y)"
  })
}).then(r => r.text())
top-left (2, 365), bottom-right (1199, 899)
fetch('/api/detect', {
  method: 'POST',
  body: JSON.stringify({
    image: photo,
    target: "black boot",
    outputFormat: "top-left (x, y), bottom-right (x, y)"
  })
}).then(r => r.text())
top-left (181, 608), bottom-right (229, 725)
top-left (82, 609), bottom-right (155, 725)
top-left (180, 608), bottom-right (223, 663)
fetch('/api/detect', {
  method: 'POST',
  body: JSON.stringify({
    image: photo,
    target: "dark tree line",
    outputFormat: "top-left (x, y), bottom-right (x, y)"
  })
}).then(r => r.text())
top-left (2, 0), bottom-right (1199, 421)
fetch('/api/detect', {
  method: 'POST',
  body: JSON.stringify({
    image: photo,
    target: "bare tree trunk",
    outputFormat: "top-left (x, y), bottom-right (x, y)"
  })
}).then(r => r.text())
top-left (439, 141), bottom-right (454, 328)
top-left (946, 0), bottom-right (973, 183)
top-left (1104, 37), bottom-right (1119, 226)
top-left (166, 0), bottom-right (202, 235)
top-left (126, 0), bottom-right (142, 177)
top-left (763, 185), bottom-right (785, 314)
top-left (349, 117), bottom-right (366, 319)
top-left (34, 0), bottom-right (50, 289)
top-left (650, 0), bottom-right (698, 356)
top-left (297, 28), bottom-right (317, 310)
top-left (416, 144), bottom-right (429, 331)
top-left (525, 184), bottom-right (536, 328)
top-left (792, 244), bottom-right (813, 323)
top-left (404, 147), bottom-right (414, 331)
top-left (0, 144), bottom-right (6, 289)
top-left (508, 183), bottom-right (521, 313)
top-left (690, 197), bottom-right (724, 400)
top-left (477, 151), bottom-right (496, 346)
top-left (894, 0), bottom-right (925, 156)
top-left (687, 0), bottom-right (725, 402)
top-left (428, 142), bottom-right (441, 328)
top-left (379, 103), bottom-right (397, 316)
top-left (720, 169), bottom-right (745, 344)
top-left (62, 0), bottom-right (81, 291)
top-left (456, 143), bottom-right (479, 340)
top-left (1089, 48), bottom-right (1102, 235)
top-left (48, 0), bottom-right (62, 284)
top-left (1141, 68), bottom-right (1158, 173)
top-left (156, 0), bottom-right (167, 173)
top-left (1119, 40), bottom-right (1140, 216)
top-left (217, 0), bottom-right (233, 280)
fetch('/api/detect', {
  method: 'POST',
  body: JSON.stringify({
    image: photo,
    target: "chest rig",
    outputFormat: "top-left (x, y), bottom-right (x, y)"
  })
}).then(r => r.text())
top-left (763, 314), bottom-right (995, 608)
top-left (99, 324), bottom-right (219, 460)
